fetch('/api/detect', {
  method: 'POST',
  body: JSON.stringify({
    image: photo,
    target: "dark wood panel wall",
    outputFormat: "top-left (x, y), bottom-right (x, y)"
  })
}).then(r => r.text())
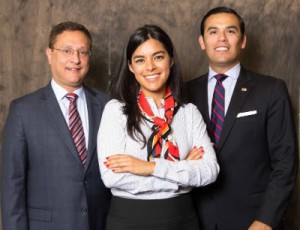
top-left (0, 0), bottom-right (299, 229)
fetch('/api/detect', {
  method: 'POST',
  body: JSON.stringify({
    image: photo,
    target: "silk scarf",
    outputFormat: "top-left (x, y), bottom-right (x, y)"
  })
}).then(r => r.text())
top-left (138, 87), bottom-right (180, 162)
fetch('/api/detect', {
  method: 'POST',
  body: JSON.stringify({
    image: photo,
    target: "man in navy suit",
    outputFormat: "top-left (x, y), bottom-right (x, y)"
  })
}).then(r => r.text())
top-left (1, 21), bottom-right (111, 230)
top-left (187, 7), bottom-right (297, 230)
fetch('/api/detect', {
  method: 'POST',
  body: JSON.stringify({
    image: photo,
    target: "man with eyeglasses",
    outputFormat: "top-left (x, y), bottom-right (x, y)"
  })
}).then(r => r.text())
top-left (1, 21), bottom-right (111, 230)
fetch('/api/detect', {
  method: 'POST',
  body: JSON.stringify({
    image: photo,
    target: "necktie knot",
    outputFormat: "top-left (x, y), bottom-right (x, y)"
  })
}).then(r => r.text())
top-left (66, 93), bottom-right (78, 103)
top-left (214, 74), bottom-right (228, 82)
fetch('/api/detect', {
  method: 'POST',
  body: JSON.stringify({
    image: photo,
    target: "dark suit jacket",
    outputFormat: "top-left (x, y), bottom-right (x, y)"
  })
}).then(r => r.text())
top-left (1, 83), bottom-right (111, 230)
top-left (186, 67), bottom-right (297, 230)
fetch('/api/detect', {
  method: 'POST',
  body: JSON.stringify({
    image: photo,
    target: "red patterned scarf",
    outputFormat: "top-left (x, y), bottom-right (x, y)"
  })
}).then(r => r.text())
top-left (138, 87), bottom-right (180, 162)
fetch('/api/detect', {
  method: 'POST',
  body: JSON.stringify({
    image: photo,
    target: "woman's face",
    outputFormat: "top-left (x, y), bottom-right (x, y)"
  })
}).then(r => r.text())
top-left (128, 38), bottom-right (173, 100)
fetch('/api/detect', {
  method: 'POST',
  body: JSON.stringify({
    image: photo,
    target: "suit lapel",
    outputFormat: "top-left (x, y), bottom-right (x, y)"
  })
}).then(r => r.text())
top-left (199, 75), bottom-right (211, 125)
top-left (84, 87), bottom-right (103, 171)
top-left (218, 68), bottom-right (253, 150)
top-left (41, 83), bottom-right (82, 165)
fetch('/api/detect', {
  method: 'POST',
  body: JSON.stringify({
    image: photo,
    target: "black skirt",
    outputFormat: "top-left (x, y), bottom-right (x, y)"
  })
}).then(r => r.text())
top-left (107, 194), bottom-right (199, 230)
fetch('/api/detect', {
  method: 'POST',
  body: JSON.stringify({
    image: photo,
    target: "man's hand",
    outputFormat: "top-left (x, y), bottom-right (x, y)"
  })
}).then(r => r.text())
top-left (248, 220), bottom-right (272, 230)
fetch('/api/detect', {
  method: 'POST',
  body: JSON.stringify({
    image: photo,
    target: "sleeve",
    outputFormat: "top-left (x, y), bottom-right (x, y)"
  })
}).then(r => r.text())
top-left (152, 104), bottom-right (220, 187)
top-left (97, 101), bottom-right (219, 195)
top-left (256, 79), bottom-right (297, 227)
top-left (1, 101), bottom-right (28, 230)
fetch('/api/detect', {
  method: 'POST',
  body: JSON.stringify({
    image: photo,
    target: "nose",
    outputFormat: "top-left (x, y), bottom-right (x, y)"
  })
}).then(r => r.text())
top-left (218, 31), bottom-right (228, 42)
top-left (145, 59), bottom-right (156, 71)
top-left (70, 50), bottom-right (81, 63)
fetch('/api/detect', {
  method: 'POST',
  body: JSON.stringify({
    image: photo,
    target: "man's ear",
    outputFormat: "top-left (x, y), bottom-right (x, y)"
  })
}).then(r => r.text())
top-left (241, 35), bottom-right (247, 49)
top-left (46, 48), bottom-right (52, 64)
top-left (199, 35), bottom-right (206, 50)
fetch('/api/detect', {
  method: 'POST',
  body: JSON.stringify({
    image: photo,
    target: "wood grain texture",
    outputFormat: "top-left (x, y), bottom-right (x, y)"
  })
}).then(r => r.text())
top-left (0, 0), bottom-right (299, 229)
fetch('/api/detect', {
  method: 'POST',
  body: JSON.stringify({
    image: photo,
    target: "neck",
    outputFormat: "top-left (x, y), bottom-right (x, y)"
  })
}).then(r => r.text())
top-left (140, 90), bottom-right (166, 108)
top-left (210, 62), bottom-right (239, 74)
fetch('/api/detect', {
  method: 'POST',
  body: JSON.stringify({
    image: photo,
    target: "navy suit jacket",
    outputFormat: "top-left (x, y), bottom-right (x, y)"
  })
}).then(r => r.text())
top-left (1, 83), bottom-right (111, 230)
top-left (187, 67), bottom-right (297, 230)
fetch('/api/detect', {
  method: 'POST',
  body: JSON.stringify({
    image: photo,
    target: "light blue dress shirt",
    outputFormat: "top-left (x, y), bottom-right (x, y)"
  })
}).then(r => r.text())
top-left (51, 79), bottom-right (89, 149)
top-left (208, 63), bottom-right (241, 117)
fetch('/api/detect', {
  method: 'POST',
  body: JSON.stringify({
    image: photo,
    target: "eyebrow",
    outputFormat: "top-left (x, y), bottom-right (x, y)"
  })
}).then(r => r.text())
top-left (132, 50), bottom-right (166, 59)
top-left (207, 25), bottom-right (239, 31)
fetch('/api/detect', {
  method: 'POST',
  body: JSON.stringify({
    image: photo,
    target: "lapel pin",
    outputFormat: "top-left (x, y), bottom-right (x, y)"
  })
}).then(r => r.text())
top-left (241, 88), bottom-right (247, 92)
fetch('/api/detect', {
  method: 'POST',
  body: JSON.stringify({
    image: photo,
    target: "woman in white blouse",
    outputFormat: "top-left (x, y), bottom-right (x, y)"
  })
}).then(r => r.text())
top-left (97, 24), bottom-right (219, 230)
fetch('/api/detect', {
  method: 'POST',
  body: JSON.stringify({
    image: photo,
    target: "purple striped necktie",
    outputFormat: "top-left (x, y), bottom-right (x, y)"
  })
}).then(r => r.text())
top-left (210, 74), bottom-right (228, 146)
top-left (66, 93), bottom-right (87, 167)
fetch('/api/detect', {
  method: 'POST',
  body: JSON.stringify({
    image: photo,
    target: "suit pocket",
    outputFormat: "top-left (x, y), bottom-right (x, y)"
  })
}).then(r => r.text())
top-left (236, 113), bottom-right (261, 123)
top-left (28, 207), bottom-right (52, 222)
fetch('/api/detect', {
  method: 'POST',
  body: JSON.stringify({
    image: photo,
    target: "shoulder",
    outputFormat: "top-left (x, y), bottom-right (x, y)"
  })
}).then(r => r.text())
top-left (186, 74), bottom-right (207, 86)
top-left (100, 99), bottom-right (128, 124)
top-left (178, 103), bottom-right (202, 118)
top-left (9, 87), bottom-right (45, 107)
top-left (242, 68), bottom-right (286, 87)
top-left (103, 99), bottom-right (125, 115)
top-left (238, 67), bottom-right (288, 97)
top-left (185, 74), bottom-right (208, 100)
top-left (84, 86), bottom-right (110, 103)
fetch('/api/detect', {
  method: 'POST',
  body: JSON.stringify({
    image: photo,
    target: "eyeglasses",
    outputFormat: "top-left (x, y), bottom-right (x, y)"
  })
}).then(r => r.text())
top-left (51, 48), bottom-right (91, 58)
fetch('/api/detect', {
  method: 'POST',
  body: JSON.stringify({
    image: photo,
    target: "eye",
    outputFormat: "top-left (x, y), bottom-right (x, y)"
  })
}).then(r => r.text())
top-left (208, 30), bottom-right (217, 35)
top-left (227, 29), bottom-right (237, 34)
top-left (135, 58), bottom-right (144, 64)
top-left (154, 55), bottom-right (164, 61)
top-left (62, 49), bottom-right (73, 55)
top-left (79, 50), bottom-right (90, 57)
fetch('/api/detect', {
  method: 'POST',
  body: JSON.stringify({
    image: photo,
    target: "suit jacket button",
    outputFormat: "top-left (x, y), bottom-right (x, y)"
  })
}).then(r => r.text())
top-left (84, 180), bottom-right (88, 185)
top-left (81, 207), bottom-right (88, 214)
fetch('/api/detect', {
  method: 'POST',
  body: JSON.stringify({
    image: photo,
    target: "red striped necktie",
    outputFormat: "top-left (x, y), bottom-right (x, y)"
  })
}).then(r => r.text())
top-left (66, 93), bottom-right (87, 166)
top-left (210, 74), bottom-right (228, 146)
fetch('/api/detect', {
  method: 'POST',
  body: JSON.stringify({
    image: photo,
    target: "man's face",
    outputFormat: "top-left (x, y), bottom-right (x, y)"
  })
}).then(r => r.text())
top-left (199, 13), bottom-right (246, 73)
top-left (46, 30), bottom-right (90, 92)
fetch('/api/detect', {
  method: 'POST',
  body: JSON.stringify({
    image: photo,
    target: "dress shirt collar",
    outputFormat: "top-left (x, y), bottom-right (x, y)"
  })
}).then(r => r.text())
top-left (208, 63), bottom-right (241, 82)
top-left (145, 96), bottom-right (165, 117)
top-left (51, 79), bottom-right (84, 101)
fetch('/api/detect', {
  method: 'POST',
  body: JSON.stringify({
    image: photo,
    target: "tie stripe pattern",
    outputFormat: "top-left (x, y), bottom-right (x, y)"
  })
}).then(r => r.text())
top-left (210, 74), bottom-right (228, 146)
top-left (66, 93), bottom-right (87, 166)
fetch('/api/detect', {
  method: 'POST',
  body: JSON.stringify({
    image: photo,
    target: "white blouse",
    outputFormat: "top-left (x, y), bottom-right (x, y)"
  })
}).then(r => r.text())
top-left (97, 99), bottom-right (219, 199)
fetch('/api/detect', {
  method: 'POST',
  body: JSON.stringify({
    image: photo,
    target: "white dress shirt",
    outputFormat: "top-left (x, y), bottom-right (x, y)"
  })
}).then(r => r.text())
top-left (208, 63), bottom-right (241, 117)
top-left (97, 98), bottom-right (219, 200)
top-left (51, 79), bottom-right (89, 148)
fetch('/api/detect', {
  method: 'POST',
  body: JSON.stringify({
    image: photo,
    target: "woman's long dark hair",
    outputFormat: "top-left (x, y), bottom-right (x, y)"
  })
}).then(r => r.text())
top-left (109, 24), bottom-right (186, 144)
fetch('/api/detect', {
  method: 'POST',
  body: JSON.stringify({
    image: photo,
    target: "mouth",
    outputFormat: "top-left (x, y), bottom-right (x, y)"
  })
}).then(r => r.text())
top-left (215, 46), bottom-right (229, 51)
top-left (144, 74), bottom-right (160, 79)
top-left (66, 67), bottom-right (81, 71)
